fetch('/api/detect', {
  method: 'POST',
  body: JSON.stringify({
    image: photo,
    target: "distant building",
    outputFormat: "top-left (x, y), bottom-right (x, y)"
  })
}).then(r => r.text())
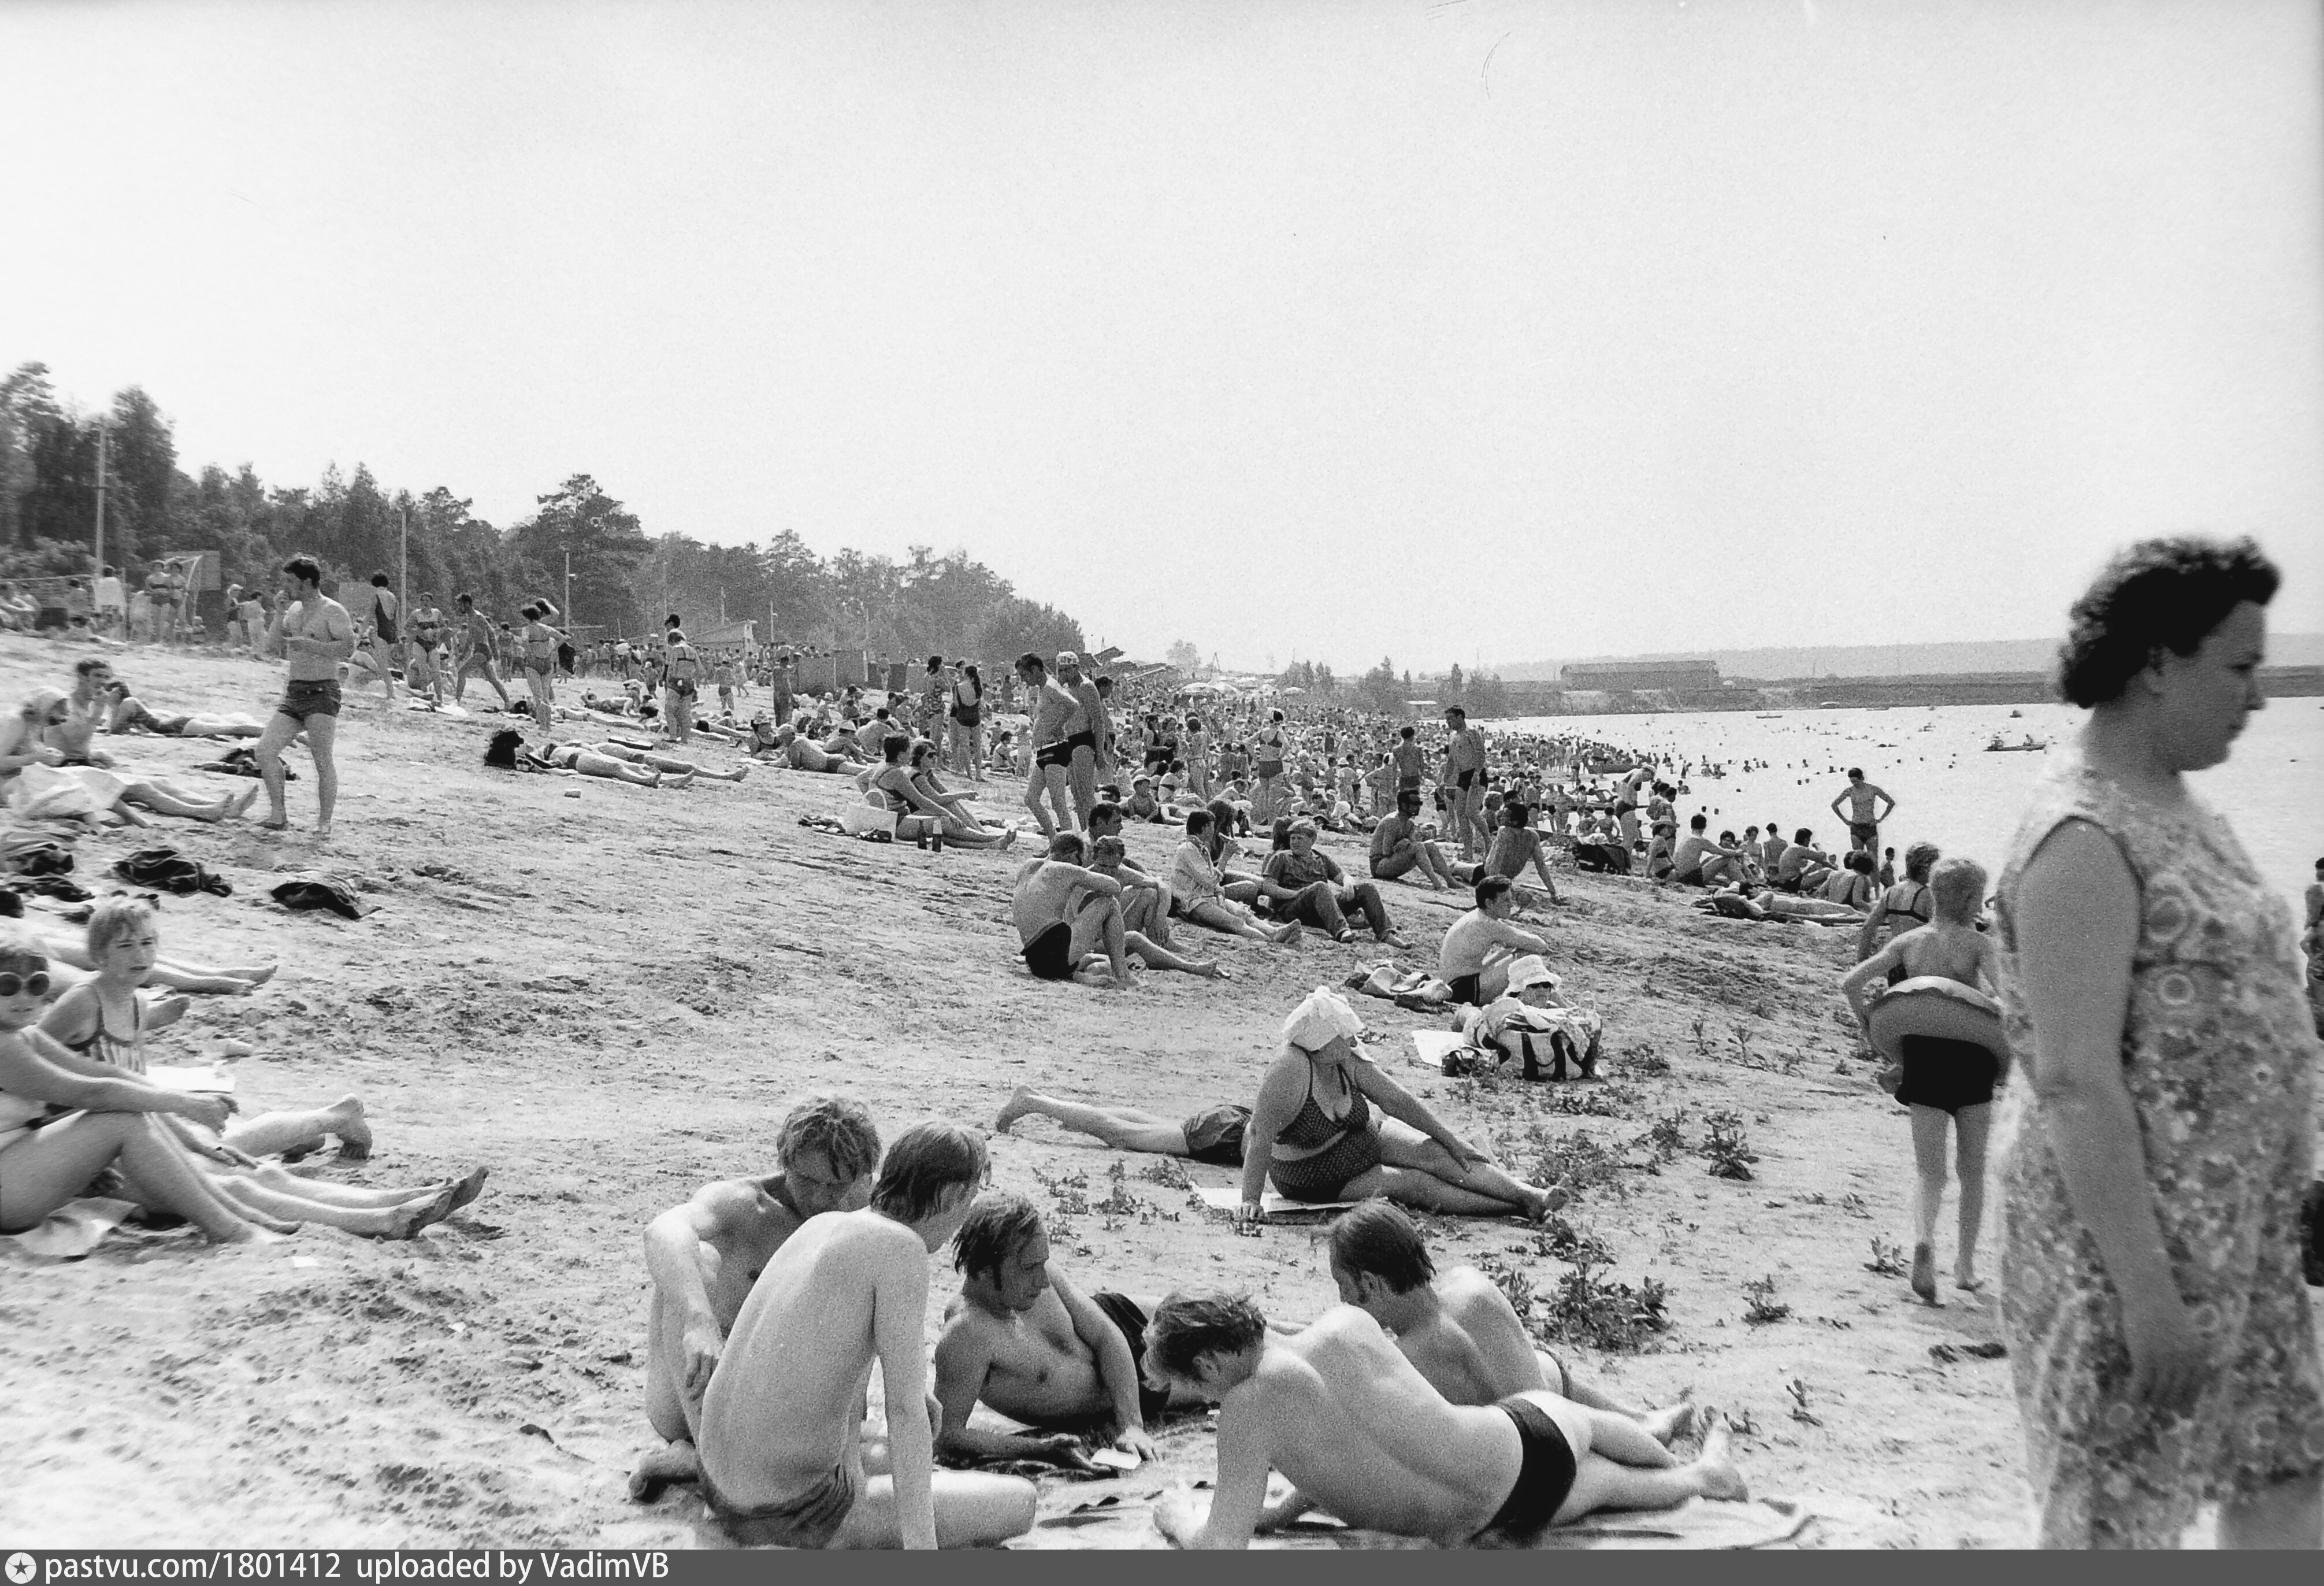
top-left (1560, 658), bottom-right (1721, 692)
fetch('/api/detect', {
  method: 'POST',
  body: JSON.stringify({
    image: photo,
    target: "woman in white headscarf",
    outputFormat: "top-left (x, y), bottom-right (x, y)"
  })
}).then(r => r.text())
top-left (1234, 988), bottom-right (1559, 1227)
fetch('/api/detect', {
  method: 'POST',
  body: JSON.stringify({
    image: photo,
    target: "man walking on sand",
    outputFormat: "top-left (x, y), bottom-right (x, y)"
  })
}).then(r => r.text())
top-left (254, 555), bottom-right (355, 840)
top-left (632, 1096), bottom-right (884, 1501)
top-left (696, 1121), bottom-right (1037, 1549)
top-left (450, 593), bottom-right (514, 710)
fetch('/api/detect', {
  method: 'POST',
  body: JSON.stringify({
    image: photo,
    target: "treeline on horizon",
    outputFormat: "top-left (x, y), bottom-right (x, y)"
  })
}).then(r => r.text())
top-left (0, 363), bottom-right (1090, 659)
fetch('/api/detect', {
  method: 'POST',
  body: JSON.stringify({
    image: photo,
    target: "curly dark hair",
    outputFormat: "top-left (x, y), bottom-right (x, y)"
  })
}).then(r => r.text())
top-left (2056, 536), bottom-right (2278, 707)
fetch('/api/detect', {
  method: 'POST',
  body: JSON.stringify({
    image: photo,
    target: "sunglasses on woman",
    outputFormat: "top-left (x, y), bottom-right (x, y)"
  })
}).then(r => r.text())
top-left (0, 968), bottom-right (53, 998)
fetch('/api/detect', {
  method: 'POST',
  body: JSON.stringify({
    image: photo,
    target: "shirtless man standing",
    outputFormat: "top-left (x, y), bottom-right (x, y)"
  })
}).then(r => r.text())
top-left (1015, 653), bottom-right (1082, 839)
top-left (1148, 1292), bottom-right (1743, 1550)
top-left (1828, 768), bottom-right (1897, 858)
top-left (1326, 1201), bottom-right (1691, 1437)
top-left (1012, 833), bottom-right (1223, 988)
top-left (1055, 651), bottom-right (1104, 830)
top-left (933, 1193), bottom-right (1198, 1469)
top-left (254, 555), bottom-right (355, 840)
top-left (696, 1122), bottom-right (1037, 1550)
top-left (450, 593), bottom-right (514, 710)
top-left (632, 1096), bottom-right (884, 1501)
top-left (1442, 707), bottom-right (1490, 862)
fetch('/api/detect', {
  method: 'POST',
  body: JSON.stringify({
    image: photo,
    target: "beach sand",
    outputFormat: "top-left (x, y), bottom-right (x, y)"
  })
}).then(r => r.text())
top-left (0, 636), bottom-right (2033, 1548)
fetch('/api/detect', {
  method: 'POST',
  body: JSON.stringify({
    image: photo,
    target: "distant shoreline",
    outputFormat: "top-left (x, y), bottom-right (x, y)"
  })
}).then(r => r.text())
top-left (1478, 665), bottom-right (2324, 718)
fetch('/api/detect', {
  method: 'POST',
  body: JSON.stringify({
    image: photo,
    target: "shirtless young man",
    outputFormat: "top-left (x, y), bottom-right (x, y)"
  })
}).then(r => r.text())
top-left (1438, 877), bottom-right (1555, 1006)
top-left (1086, 802), bottom-right (1174, 943)
top-left (1479, 803), bottom-right (1562, 905)
top-left (254, 555), bottom-right (356, 839)
top-left (1828, 768), bottom-right (1897, 858)
top-left (696, 1121), bottom-right (1037, 1549)
top-left (1015, 653), bottom-right (1084, 839)
top-left (450, 594), bottom-right (514, 710)
top-left (1012, 833), bottom-right (1224, 988)
top-left (1148, 1292), bottom-right (1743, 1549)
top-left (632, 1096), bottom-right (884, 1501)
top-left (933, 1193), bottom-right (1201, 1470)
top-left (1326, 1201), bottom-right (1691, 1438)
top-left (1441, 707), bottom-right (1490, 862)
top-left (1369, 790), bottom-right (1458, 889)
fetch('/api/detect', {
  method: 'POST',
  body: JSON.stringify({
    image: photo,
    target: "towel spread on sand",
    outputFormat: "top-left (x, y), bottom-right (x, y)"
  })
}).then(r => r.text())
top-left (1194, 1185), bottom-right (1363, 1218)
top-left (0, 1196), bottom-right (140, 1261)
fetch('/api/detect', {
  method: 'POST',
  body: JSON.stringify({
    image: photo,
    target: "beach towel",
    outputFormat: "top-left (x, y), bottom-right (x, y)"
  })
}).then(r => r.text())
top-left (270, 872), bottom-right (376, 919)
top-left (0, 1196), bottom-right (140, 1261)
top-left (113, 846), bottom-right (232, 897)
top-left (1194, 1185), bottom-right (1363, 1220)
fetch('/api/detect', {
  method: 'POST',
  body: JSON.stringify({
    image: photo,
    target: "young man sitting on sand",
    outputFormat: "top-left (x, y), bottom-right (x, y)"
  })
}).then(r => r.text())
top-left (1148, 1292), bottom-right (1744, 1549)
top-left (1013, 832), bottom-right (1226, 987)
top-left (1477, 802), bottom-right (1562, 905)
top-left (1438, 876), bottom-right (1555, 1006)
top-left (633, 1096), bottom-right (885, 1502)
top-left (1369, 788), bottom-right (1460, 890)
top-left (697, 1121), bottom-right (1038, 1550)
top-left (933, 1193), bottom-right (1201, 1471)
top-left (1326, 1201), bottom-right (1689, 1437)
top-left (1669, 814), bottom-right (1747, 888)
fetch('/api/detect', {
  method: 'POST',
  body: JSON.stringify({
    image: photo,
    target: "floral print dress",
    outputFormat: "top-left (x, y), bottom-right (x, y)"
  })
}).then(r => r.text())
top-left (1992, 756), bottom-right (2324, 1547)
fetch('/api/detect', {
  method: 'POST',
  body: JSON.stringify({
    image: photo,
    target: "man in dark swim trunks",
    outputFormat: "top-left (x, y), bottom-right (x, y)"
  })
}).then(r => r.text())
top-left (1148, 1292), bottom-right (1745, 1548)
top-left (1010, 832), bottom-right (1224, 988)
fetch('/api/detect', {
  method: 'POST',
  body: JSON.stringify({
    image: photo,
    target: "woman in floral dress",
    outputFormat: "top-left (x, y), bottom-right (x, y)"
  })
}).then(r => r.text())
top-left (1995, 536), bottom-right (2323, 1548)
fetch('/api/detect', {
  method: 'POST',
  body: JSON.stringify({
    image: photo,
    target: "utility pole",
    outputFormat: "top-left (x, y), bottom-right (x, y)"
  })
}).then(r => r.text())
top-left (92, 420), bottom-right (107, 573)
top-left (563, 549), bottom-right (573, 629)
top-left (399, 506), bottom-right (409, 624)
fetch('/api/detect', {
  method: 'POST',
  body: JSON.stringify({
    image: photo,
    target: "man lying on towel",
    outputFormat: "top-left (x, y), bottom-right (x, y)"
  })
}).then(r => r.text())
top-left (1150, 1292), bottom-right (1746, 1549)
top-left (932, 1192), bottom-right (1205, 1471)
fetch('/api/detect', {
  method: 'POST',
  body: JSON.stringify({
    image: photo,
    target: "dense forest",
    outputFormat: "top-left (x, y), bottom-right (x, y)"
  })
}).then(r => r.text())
top-left (0, 363), bottom-right (1087, 659)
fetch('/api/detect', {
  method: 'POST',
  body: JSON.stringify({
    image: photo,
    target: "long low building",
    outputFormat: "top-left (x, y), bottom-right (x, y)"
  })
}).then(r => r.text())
top-left (1559, 658), bottom-right (1722, 692)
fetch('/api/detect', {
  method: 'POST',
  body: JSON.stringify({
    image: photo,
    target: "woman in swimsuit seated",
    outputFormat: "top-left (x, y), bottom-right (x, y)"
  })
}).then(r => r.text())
top-left (101, 680), bottom-right (265, 739)
top-left (905, 739), bottom-right (1015, 848)
top-left (1857, 840), bottom-right (1939, 961)
top-left (36, 899), bottom-right (483, 1238)
top-left (1234, 988), bottom-right (1562, 1226)
top-left (1837, 858), bottom-right (2003, 1303)
top-left (1, 929), bottom-right (274, 1245)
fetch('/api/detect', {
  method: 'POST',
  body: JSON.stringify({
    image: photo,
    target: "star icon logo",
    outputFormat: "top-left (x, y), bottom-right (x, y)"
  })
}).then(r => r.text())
top-left (5, 1553), bottom-right (36, 1585)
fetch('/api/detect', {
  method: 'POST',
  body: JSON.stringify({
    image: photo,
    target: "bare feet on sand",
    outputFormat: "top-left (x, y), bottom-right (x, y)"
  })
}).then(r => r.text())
top-left (326, 1095), bottom-right (372, 1159)
top-left (380, 1179), bottom-right (464, 1240)
top-left (628, 1439), bottom-right (702, 1502)
top-left (995, 1086), bottom-right (1036, 1134)
top-left (1197, 960), bottom-right (1231, 980)
top-left (446, 1166), bottom-right (490, 1210)
top-left (1642, 1402), bottom-right (1697, 1446)
top-left (1270, 922), bottom-right (1301, 946)
top-left (226, 786), bottom-right (261, 820)
top-left (1692, 1409), bottom-right (1749, 1501)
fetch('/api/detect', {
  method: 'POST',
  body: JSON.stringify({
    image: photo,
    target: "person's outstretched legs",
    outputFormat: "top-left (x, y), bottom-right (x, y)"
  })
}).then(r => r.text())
top-left (1124, 931), bottom-right (1226, 979)
top-left (222, 1095), bottom-right (370, 1159)
top-left (1376, 1119), bottom-right (1552, 1218)
top-left (994, 1089), bottom-right (1189, 1153)
top-left (1545, 1398), bottom-right (1746, 1526)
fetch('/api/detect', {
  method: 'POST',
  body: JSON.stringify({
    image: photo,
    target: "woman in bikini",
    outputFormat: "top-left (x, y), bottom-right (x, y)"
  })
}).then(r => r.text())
top-left (948, 662), bottom-right (986, 780)
top-left (1857, 841), bottom-right (1939, 962)
top-left (38, 898), bottom-right (484, 1239)
top-left (1251, 711), bottom-right (1290, 829)
top-left (518, 601), bottom-right (566, 732)
top-left (1234, 988), bottom-right (1561, 1226)
top-left (1837, 858), bottom-right (2003, 1302)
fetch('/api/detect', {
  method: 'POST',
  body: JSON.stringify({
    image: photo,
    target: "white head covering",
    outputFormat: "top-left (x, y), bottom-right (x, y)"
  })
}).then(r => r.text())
top-left (1503, 955), bottom-right (1560, 993)
top-left (1282, 987), bottom-right (1364, 1053)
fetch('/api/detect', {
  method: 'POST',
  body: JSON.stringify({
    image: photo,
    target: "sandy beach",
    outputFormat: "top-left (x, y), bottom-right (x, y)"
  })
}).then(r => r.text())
top-left (0, 634), bottom-right (2051, 1549)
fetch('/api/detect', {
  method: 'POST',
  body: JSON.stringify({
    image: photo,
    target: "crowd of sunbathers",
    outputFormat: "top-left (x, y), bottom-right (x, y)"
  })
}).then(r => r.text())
top-left (630, 1087), bottom-right (1746, 1550)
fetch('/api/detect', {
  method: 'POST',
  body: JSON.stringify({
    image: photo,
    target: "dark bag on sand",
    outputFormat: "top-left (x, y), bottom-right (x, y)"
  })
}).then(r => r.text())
top-left (195, 746), bottom-right (293, 781)
top-left (1572, 841), bottom-right (1631, 875)
top-left (8, 842), bottom-right (75, 877)
top-left (114, 847), bottom-right (233, 898)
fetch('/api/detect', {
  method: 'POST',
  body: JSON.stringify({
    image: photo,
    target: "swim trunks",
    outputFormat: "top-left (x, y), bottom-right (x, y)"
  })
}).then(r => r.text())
top-left (1021, 922), bottom-right (1077, 981)
top-left (275, 679), bottom-right (342, 724)
top-left (1065, 729), bottom-right (1098, 757)
top-left (701, 1463), bottom-right (861, 1550)
top-left (1446, 973), bottom-right (1484, 1007)
top-left (1850, 820), bottom-right (1879, 848)
top-left (1894, 1033), bottom-right (2000, 1115)
top-left (1087, 1291), bottom-right (1173, 1426)
top-left (1479, 1395), bottom-right (1577, 1540)
top-left (1034, 739), bottom-right (1074, 771)
top-left (1179, 1103), bottom-right (1252, 1168)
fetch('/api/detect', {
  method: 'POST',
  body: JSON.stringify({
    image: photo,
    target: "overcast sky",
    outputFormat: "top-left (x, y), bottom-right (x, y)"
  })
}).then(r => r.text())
top-left (7, 0), bottom-right (2319, 673)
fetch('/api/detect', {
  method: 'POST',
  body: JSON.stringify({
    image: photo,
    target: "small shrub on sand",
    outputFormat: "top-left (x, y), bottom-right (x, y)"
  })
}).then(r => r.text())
top-left (1624, 1044), bottom-right (1672, 1077)
top-left (1702, 1110), bottom-right (1759, 1180)
top-left (1539, 1261), bottom-right (1672, 1352)
top-left (1532, 1213), bottom-right (1613, 1266)
top-left (1138, 1156), bottom-right (1193, 1190)
top-left (1527, 1128), bottom-right (1631, 1203)
top-left (1742, 1274), bottom-right (1791, 1325)
top-left (1865, 1236), bottom-right (1906, 1276)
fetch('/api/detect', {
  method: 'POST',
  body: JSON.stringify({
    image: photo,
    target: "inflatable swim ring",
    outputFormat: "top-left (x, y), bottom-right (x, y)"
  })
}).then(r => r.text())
top-left (1866, 976), bottom-right (2008, 1068)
